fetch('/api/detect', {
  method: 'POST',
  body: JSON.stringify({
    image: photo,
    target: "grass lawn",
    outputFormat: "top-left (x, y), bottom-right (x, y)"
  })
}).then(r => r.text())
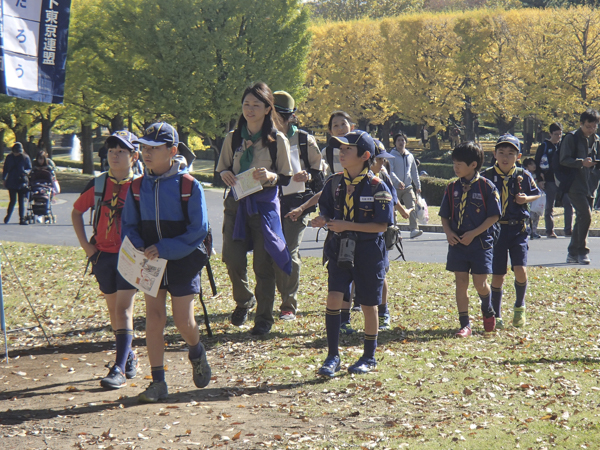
top-left (1, 241), bottom-right (599, 448)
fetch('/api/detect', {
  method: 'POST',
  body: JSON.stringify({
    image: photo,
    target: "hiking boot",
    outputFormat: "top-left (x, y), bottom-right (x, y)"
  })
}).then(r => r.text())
top-left (279, 311), bottom-right (296, 321)
top-left (566, 253), bottom-right (578, 264)
top-left (348, 357), bottom-right (377, 374)
top-left (410, 229), bottom-right (423, 239)
top-left (138, 381), bottom-right (168, 403)
top-left (100, 365), bottom-right (127, 390)
top-left (579, 254), bottom-right (591, 265)
top-left (231, 298), bottom-right (256, 326)
top-left (250, 321), bottom-right (271, 336)
top-left (483, 316), bottom-right (496, 333)
top-left (340, 322), bottom-right (356, 335)
top-left (125, 352), bottom-right (139, 379)
top-left (317, 355), bottom-right (341, 377)
top-left (455, 326), bottom-right (472, 338)
top-left (495, 317), bottom-right (505, 330)
top-left (513, 307), bottom-right (526, 328)
top-left (190, 343), bottom-right (211, 388)
top-left (378, 313), bottom-right (391, 330)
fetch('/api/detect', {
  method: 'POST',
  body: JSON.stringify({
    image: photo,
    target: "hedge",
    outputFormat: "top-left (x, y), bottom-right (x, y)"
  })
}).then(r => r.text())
top-left (418, 162), bottom-right (455, 179)
top-left (420, 175), bottom-right (455, 207)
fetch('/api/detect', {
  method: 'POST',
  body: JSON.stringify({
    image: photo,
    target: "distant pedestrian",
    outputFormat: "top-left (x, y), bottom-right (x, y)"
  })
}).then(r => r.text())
top-left (2, 143), bottom-right (31, 225)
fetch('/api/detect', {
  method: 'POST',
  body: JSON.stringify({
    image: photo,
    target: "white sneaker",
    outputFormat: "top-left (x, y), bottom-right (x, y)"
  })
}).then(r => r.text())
top-left (410, 229), bottom-right (423, 238)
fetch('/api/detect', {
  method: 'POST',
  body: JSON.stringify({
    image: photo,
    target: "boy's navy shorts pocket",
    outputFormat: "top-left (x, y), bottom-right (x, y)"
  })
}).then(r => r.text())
top-left (492, 226), bottom-right (528, 275)
top-left (159, 273), bottom-right (201, 297)
top-left (446, 239), bottom-right (493, 274)
top-left (327, 237), bottom-right (386, 306)
top-left (91, 252), bottom-right (135, 294)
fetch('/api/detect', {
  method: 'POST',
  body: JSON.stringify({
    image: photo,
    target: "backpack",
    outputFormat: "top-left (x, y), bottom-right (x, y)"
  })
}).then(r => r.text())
top-left (446, 175), bottom-right (500, 245)
top-left (538, 141), bottom-right (552, 171)
top-left (550, 131), bottom-right (578, 195)
top-left (325, 145), bottom-right (335, 175)
top-left (297, 130), bottom-right (325, 194)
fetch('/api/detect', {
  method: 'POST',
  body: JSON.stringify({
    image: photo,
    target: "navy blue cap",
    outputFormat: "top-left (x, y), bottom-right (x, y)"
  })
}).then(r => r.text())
top-left (374, 139), bottom-right (395, 159)
top-left (134, 122), bottom-right (179, 147)
top-left (329, 130), bottom-right (375, 156)
top-left (106, 130), bottom-right (138, 151)
top-left (495, 134), bottom-right (521, 152)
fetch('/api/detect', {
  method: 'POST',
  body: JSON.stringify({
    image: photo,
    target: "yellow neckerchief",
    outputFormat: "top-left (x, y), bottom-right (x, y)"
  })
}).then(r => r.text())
top-left (494, 163), bottom-right (516, 217)
top-left (343, 167), bottom-right (369, 221)
top-left (457, 172), bottom-right (480, 229)
top-left (106, 168), bottom-right (134, 237)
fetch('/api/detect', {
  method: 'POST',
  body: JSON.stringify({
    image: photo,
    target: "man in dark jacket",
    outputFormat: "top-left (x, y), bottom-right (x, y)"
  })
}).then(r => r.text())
top-left (560, 110), bottom-right (600, 265)
top-left (534, 122), bottom-right (572, 238)
top-left (2, 143), bottom-right (31, 224)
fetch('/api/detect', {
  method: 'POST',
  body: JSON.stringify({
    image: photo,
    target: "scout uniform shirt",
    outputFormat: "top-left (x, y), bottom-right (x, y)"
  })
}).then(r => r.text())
top-left (439, 174), bottom-right (501, 238)
top-left (216, 130), bottom-right (293, 186)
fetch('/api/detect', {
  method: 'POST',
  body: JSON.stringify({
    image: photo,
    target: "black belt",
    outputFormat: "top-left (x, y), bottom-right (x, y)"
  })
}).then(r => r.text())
top-left (499, 219), bottom-right (525, 226)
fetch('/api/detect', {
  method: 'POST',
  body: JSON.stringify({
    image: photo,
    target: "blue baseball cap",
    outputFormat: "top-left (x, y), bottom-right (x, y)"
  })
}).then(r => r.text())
top-left (374, 139), bottom-right (395, 159)
top-left (106, 130), bottom-right (138, 151)
top-left (329, 130), bottom-right (375, 156)
top-left (495, 134), bottom-right (521, 152)
top-left (134, 122), bottom-right (179, 147)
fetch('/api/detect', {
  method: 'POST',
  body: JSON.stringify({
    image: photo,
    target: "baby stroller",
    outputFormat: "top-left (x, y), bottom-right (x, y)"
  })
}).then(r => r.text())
top-left (24, 167), bottom-right (56, 224)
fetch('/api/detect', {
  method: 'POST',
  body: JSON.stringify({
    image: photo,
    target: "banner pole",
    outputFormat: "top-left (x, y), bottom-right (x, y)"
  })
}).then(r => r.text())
top-left (0, 249), bottom-right (9, 364)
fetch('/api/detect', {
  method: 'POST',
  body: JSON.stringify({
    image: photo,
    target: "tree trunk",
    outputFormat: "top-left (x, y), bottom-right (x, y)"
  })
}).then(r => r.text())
top-left (358, 118), bottom-right (369, 131)
top-left (496, 117), bottom-right (516, 135)
top-left (14, 126), bottom-right (28, 149)
top-left (128, 116), bottom-right (133, 133)
top-left (381, 118), bottom-right (392, 149)
top-left (428, 127), bottom-right (440, 152)
top-left (41, 118), bottom-right (53, 157)
top-left (110, 114), bottom-right (124, 134)
top-left (81, 121), bottom-right (95, 175)
top-left (177, 125), bottom-right (189, 146)
top-left (464, 99), bottom-right (474, 141)
top-left (95, 126), bottom-right (102, 138)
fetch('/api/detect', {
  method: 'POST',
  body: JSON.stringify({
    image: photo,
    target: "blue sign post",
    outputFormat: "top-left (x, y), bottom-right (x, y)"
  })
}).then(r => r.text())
top-left (0, 0), bottom-right (71, 104)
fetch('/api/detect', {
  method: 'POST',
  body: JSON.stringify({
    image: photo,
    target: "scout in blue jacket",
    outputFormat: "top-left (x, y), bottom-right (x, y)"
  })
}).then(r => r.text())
top-left (482, 135), bottom-right (541, 330)
top-left (312, 131), bottom-right (393, 376)
top-left (121, 122), bottom-right (211, 403)
top-left (439, 142), bottom-right (501, 338)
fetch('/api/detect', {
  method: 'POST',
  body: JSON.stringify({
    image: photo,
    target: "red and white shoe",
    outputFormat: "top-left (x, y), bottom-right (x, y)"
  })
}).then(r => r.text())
top-left (483, 316), bottom-right (496, 333)
top-left (455, 326), bottom-right (472, 338)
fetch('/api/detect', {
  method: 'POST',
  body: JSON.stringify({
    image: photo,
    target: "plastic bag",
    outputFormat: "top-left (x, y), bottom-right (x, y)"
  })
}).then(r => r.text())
top-left (52, 178), bottom-right (61, 195)
top-left (531, 191), bottom-right (545, 216)
top-left (415, 194), bottom-right (429, 225)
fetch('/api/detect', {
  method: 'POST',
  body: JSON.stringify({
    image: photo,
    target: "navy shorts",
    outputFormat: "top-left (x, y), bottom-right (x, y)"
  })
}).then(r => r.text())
top-left (327, 236), bottom-right (387, 306)
top-left (90, 251), bottom-right (135, 294)
top-left (446, 234), bottom-right (493, 274)
top-left (492, 225), bottom-right (528, 275)
top-left (158, 273), bottom-right (201, 297)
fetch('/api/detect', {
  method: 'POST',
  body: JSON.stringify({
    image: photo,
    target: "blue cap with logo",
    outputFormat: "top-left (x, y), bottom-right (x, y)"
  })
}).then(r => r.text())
top-left (373, 139), bottom-right (395, 159)
top-left (134, 122), bottom-right (179, 147)
top-left (106, 130), bottom-right (138, 151)
top-left (329, 130), bottom-right (375, 156)
top-left (495, 134), bottom-right (521, 153)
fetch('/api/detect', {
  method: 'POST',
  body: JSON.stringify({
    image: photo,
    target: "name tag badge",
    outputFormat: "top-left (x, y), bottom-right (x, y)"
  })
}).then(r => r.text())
top-left (472, 193), bottom-right (483, 200)
top-left (360, 196), bottom-right (374, 202)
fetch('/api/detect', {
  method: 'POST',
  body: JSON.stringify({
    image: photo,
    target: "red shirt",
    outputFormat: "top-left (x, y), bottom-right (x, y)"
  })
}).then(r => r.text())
top-left (73, 177), bottom-right (132, 253)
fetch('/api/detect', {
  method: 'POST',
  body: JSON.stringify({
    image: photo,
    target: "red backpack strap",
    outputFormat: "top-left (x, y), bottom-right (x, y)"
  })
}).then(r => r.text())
top-left (131, 176), bottom-right (143, 200)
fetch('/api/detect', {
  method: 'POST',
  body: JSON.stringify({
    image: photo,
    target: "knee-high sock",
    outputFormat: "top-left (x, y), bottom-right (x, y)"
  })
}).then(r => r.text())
top-left (514, 280), bottom-right (527, 308)
top-left (491, 286), bottom-right (503, 318)
top-left (363, 334), bottom-right (378, 360)
top-left (480, 291), bottom-right (494, 317)
top-left (115, 329), bottom-right (133, 372)
top-left (340, 308), bottom-right (350, 324)
top-left (459, 311), bottom-right (470, 329)
top-left (325, 308), bottom-right (341, 358)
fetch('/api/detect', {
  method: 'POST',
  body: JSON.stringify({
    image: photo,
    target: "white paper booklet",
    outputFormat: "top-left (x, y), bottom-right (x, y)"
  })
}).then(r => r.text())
top-left (281, 144), bottom-right (306, 196)
top-left (118, 236), bottom-right (167, 297)
top-left (232, 168), bottom-right (263, 200)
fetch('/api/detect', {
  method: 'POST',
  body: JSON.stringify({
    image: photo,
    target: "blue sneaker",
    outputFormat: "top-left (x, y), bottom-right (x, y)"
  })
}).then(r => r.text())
top-left (348, 358), bottom-right (377, 374)
top-left (125, 352), bottom-right (139, 379)
top-left (378, 313), bottom-right (391, 330)
top-left (340, 322), bottom-right (356, 335)
top-left (317, 355), bottom-right (341, 377)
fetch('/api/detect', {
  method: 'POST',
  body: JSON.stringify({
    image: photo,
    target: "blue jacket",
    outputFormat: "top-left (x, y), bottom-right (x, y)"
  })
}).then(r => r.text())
top-left (121, 163), bottom-right (209, 285)
top-left (3, 151), bottom-right (31, 190)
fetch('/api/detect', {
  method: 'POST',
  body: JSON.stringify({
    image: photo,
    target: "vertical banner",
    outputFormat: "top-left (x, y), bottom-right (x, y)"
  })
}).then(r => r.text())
top-left (1, 0), bottom-right (71, 104)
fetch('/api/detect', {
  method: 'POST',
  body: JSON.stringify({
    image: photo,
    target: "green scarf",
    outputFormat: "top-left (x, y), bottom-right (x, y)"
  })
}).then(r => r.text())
top-left (286, 124), bottom-right (298, 140)
top-left (239, 127), bottom-right (263, 173)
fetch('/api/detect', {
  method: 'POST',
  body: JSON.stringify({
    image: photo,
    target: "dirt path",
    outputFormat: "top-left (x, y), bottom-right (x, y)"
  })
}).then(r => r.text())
top-left (0, 340), bottom-right (332, 449)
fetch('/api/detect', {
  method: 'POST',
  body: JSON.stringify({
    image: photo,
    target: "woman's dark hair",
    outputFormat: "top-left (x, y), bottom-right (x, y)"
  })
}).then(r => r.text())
top-left (278, 111), bottom-right (295, 125)
top-left (452, 141), bottom-right (484, 172)
top-left (327, 111), bottom-right (352, 132)
top-left (234, 82), bottom-right (281, 147)
top-left (36, 150), bottom-right (48, 165)
top-left (393, 132), bottom-right (408, 145)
